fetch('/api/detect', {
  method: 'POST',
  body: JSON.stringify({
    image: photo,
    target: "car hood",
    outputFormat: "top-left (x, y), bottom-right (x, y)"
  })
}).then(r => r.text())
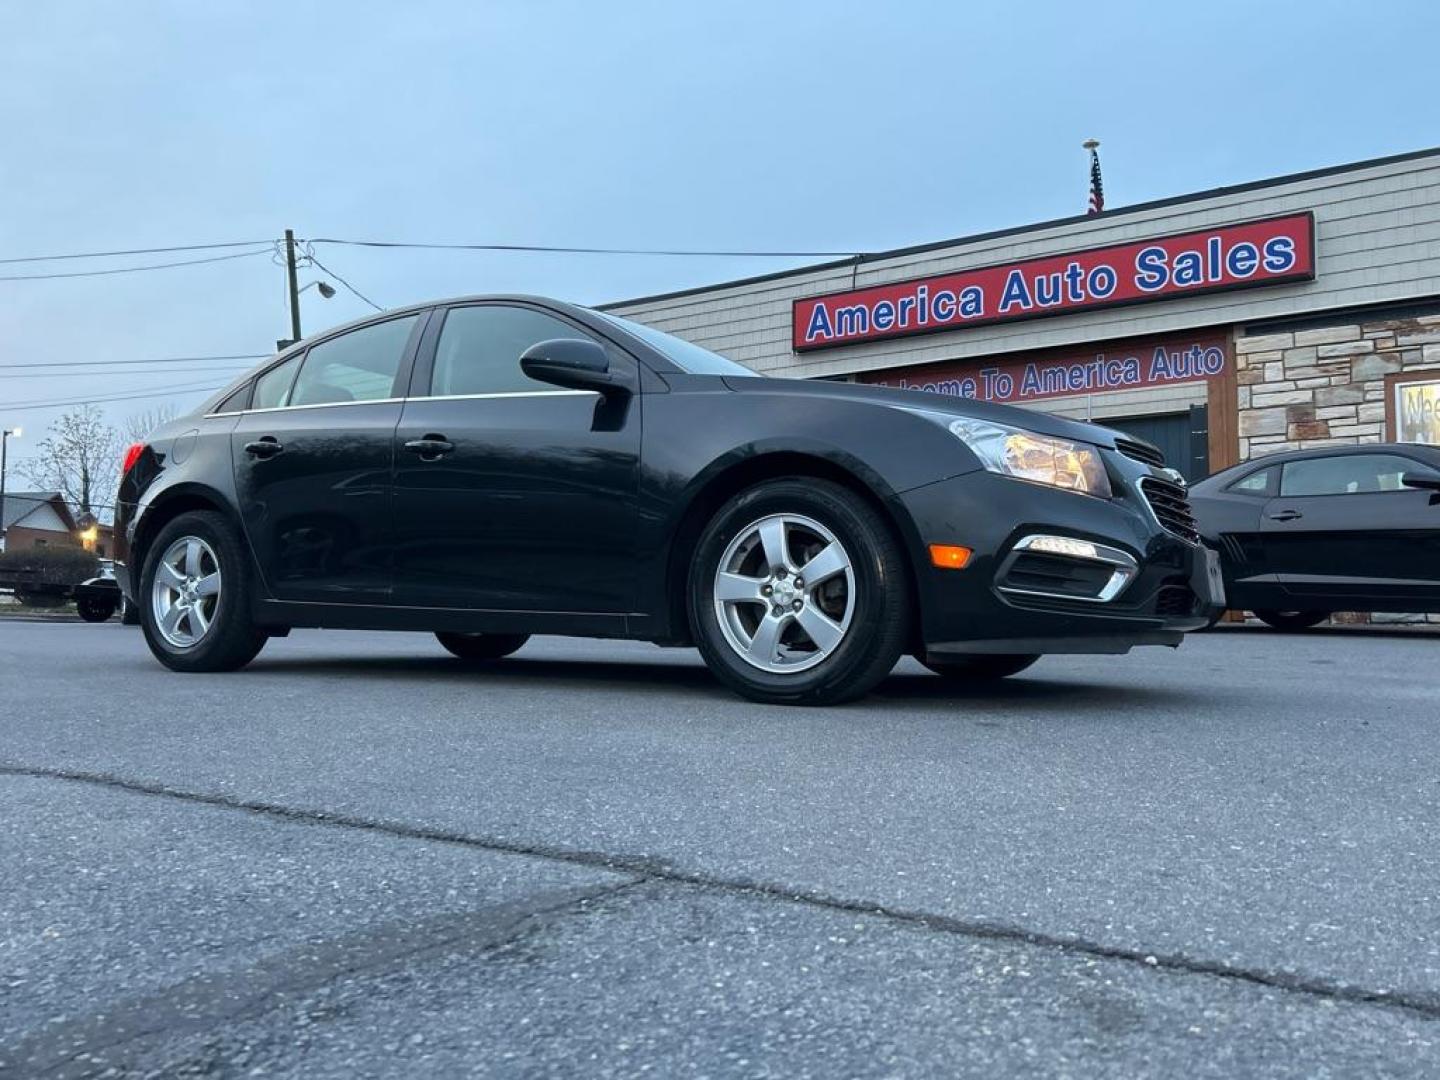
top-left (721, 375), bottom-right (1130, 449)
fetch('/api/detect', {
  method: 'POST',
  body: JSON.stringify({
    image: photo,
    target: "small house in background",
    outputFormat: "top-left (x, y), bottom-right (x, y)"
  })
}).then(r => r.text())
top-left (0, 492), bottom-right (82, 553)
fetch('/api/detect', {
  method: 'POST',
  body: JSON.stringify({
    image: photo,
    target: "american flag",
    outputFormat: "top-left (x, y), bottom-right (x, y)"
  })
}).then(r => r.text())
top-left (1086, 142), bottom-right (1105, 215)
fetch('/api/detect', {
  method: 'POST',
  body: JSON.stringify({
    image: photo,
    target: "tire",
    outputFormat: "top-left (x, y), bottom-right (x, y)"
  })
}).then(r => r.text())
top-left (139, 510), bottom-right (268, 672)
top-left (918, 654), bottom-right (1039, 680)
top-left (435, 632), bottom-right (530, 661)
top-left (1254, 609), bottom-right (1329, 631)
top-left (76, 597), bottom-right (117, 623)
top-left (688, 478), bottom-right (910, 705)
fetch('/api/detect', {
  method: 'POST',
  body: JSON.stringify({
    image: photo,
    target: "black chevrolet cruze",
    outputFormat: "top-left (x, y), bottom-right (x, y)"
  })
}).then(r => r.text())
top-left (115, 295), bottom-right (1221, 704)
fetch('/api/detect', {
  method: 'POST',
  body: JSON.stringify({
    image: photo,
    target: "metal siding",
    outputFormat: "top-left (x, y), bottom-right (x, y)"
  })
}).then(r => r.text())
top-left (610, 155), bottom-right (1440, 381)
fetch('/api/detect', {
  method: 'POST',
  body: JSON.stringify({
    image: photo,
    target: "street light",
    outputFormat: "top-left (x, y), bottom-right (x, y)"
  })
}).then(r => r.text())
top-left (275, 281), bottom-right (337, 350)
top-left (0, 426), bottom-right (22, 553)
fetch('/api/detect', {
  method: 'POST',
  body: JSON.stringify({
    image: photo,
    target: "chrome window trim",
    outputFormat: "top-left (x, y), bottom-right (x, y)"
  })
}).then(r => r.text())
top-left (203, 388), bottom-right (595, 419)
top-left (995, 534), bottom-right (1139, 604)
top-left (205, 397), bottom-right (404, 418)
top-left (405, 389), bottom-right (597, 403)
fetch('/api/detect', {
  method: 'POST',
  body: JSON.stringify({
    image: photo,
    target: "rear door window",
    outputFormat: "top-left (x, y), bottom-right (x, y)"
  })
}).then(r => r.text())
top-left (290, 315), bottom-right (419, 406)
top-left (252, 354), bottom-right (302, 410)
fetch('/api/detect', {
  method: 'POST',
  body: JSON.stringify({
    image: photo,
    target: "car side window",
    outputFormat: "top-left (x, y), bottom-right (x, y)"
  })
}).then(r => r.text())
top-left (1279, 454), bottom-right (1422, 497)
top-left (252, 354), bottom-right (303, 410)
top-left (1227, 466), bottom-right (1276, 497)
top-left (213, 383), bottom-right (252, 414)
top-left (430, 305), bottom-right (605, 396)
top-left (290, 315), bottom-right (419, 407)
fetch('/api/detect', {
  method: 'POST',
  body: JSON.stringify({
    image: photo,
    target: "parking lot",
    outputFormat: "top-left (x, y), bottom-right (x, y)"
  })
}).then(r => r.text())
top-left (3, 617), bottom-right (1438, 1077)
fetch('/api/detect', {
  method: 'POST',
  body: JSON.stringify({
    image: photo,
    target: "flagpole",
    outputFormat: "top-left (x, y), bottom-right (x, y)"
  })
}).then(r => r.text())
top-left (1082, 139), bottom-right (1102, 421)
top-left (1083, 139), bottom-right (1104, 216)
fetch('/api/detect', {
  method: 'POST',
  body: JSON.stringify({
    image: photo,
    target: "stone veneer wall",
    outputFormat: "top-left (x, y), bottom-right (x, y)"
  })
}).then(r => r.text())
top-left (1235, 312), bottom-right (1440, 460)
top-left (1234, 310), bottom-right (1440, 624)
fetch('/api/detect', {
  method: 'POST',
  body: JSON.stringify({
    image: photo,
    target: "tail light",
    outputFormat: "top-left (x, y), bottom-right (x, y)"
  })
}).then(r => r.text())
top-left (121, 442), bottom-right (146, 476)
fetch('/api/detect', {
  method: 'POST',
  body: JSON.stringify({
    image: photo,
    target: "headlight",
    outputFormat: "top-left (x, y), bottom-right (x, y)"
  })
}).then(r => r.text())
top-left (948, 418), bottom-right (1112, 498)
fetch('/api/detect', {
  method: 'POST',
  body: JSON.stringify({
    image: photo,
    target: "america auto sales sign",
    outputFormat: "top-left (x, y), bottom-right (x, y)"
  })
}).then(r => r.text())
top-left (792, 213), bottom-right (1315, 351)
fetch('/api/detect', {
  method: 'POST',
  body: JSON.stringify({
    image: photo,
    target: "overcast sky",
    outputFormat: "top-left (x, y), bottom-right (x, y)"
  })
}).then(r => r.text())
top-left (2, 0), bottom-right (1438, 471)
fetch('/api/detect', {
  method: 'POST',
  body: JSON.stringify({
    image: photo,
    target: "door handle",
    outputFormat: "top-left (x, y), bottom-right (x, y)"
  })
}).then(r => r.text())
top-left (403, 436), bottom-right (455, 459)
top-left (244, 437), bottom-right (283, 459)
top-left (1267, 509), bottom-right (1303, 522)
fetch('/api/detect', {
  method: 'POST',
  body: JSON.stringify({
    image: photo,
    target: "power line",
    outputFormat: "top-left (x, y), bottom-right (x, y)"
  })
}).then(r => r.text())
top-left (0, 354), bottom-right (267, 371)
top-left (0, 365), bottom-right (251, 380)
top-left (306, 251), bottom-right (383, 311)
top-left (0, 248), bottom-right (272, 282)
top-left (5, 380), bottom-right (227, 412)
top-left (310, 238), bottom-right (861, 258)
top-left (0, 239), bottom-right (274, 266)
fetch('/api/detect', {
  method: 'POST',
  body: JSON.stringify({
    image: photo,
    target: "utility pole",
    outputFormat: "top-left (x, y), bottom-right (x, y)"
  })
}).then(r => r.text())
top-left (284, 228), bottom-right (302, 347)
top-left (0, 426), bottom-right (19, 553)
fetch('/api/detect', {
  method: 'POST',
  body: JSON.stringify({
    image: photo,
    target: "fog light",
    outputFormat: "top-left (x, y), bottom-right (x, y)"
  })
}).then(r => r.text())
top-left (1026, 536), bottom-right (1100, 560)
top-left (929, 544), bottom-right (973, 569)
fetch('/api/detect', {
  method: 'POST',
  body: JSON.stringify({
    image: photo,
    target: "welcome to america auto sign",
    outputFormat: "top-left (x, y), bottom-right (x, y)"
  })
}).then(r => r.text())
top-left (792, 213), bottom-right (1315, 351)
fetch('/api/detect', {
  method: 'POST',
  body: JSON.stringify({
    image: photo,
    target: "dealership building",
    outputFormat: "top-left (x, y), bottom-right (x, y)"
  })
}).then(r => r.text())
top-left (608, 147), bottom-right (1440, 480)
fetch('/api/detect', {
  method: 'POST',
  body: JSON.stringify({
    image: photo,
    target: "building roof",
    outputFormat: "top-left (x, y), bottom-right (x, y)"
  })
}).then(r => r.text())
top-left (604, 145), bottom-right (1440, 310)
top-left (1, 492), bottom-right (77, 532)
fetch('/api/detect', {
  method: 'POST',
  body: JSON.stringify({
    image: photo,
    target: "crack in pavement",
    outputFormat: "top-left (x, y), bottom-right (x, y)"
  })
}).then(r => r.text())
top-left (6, 760), bottom-right (1440, 1028)
top-left (2, 876), bottom-right (647, 1080)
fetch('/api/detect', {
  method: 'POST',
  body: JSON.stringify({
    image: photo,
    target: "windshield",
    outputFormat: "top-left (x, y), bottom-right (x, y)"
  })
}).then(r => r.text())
top-left (596, 312), bottom-right (760, 377)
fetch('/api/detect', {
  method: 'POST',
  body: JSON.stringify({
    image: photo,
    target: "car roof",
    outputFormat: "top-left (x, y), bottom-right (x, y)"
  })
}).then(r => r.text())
top-left (195, 295), bottom-right (636, 414)
top-left (1194, 442), bottom-right (1440, 492)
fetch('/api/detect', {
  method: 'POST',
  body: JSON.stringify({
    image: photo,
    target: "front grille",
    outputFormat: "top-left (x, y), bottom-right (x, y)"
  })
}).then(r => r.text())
top-left (1115, 437), bottom-right (1166, 468)
top-left (1155, 584), bottom-right (1198, 617)
top-left (1140, 476), bottom-right (1200, 544)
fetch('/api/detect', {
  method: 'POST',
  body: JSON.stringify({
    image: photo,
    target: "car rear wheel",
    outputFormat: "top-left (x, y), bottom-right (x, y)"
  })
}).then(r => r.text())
top-left (1254, 609), bottom-right (1329, 631)
top-left (689, 478), bottom-right (910, 705)
top-left (76, 596), bottom-right (117, 623)
top-left (140, 511), bottom-right (268, 672)
top-left (918, 654), bottom-right (1039, 680)
top-left (435, 632), bottom-right (530, 661)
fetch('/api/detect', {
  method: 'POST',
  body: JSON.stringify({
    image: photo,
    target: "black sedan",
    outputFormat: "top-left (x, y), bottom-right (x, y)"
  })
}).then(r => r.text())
top-left (1190, 443), bottom-right (1440, 629)
top-left (115, 296), bottom-right (1219, 704)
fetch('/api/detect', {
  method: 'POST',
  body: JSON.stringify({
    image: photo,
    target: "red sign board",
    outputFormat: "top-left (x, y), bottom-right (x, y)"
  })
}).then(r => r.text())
top-left (858, 334), bottom-right (1229, 406)
top-left (793, 212), bottom-right (1314, 351)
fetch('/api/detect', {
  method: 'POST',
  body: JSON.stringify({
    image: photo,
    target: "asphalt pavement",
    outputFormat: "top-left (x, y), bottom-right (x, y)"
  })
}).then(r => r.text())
top-left (2, 619), bottom-right (1438, 1077)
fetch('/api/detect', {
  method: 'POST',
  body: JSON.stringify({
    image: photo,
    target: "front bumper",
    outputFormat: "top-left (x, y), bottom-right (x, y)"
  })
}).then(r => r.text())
top-left (899, 466), bottom-right (1221, 659)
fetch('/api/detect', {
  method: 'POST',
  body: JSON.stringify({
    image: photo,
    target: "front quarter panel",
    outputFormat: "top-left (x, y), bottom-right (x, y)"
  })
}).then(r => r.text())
top-left (634, 379), bottom-right (983, 631)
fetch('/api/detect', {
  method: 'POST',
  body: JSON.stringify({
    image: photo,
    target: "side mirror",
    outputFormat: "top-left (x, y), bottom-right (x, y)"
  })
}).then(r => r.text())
top-left (520, 338), bottom-right (621, 395)
top-left (1401, 471), bottom-right (1440, 492)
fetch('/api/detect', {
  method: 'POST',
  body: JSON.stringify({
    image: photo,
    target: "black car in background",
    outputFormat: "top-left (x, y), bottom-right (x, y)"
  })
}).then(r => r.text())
top-left (115, 296), bottom-right (1220, 704)
top-left (1190, 443), bottom-right (1440, 629)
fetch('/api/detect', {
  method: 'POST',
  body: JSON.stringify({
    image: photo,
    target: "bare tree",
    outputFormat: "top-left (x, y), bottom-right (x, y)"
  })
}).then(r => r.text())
top-left (123, 404), bottom-right (178, 443)
top-left (18, 405), bottom-right (121, 518)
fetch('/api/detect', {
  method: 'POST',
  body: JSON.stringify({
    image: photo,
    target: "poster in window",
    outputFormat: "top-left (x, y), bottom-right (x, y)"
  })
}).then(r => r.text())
top-left (1395, 379), bottom-right (1440, 445)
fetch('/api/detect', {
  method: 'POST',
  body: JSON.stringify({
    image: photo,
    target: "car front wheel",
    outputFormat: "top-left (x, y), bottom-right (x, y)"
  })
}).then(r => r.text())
top-left (140, 511), bottom-right (267, 672)
top-left (689, 478), bottom-right (910, 706)
top-left (1254, 609), bottom-right (1329, 631)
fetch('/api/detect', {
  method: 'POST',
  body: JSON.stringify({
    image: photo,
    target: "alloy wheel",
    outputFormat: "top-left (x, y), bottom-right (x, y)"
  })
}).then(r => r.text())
top-left (151, 535), bottom-right (222, 649)
top-left (712, 512), bottom-right (856, 673)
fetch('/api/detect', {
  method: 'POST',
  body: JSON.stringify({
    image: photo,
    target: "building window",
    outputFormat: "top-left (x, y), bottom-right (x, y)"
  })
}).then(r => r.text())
top-left (1387, 372), bottom-right (1440, 445)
